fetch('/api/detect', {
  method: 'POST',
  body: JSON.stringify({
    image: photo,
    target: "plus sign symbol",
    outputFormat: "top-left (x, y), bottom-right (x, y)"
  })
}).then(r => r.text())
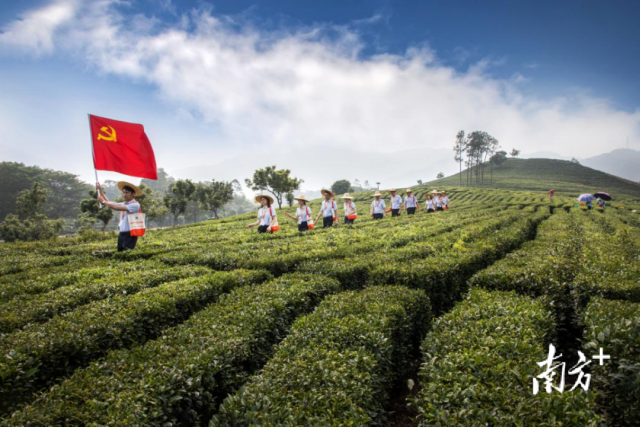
top-left (592, 348), bottom-right (611, 365)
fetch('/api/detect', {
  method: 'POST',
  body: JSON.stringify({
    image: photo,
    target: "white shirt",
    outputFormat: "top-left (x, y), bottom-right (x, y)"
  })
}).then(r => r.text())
top-left (442, 196), bottom-right (449, 206)
top-left (404, 195), bottom-right (417, 208)
top-left (321, 200), bottom-right (337, 217)
top-left (390, 194), bottom-right (402, 209)
top-left (434, 196), bottom-right (443, 208)
top-left (425, 199), bottom-right (434, 210)
top-left (295, 206), bottom-right (312, 224)
top-left (258, 206), bottom-right (276, 226)
top-left (344, 201), bottom-right (356, 216)
top-left (118, 201), bottom-right (141, 232)
top-left (371, 199), bottom-right (386, 214)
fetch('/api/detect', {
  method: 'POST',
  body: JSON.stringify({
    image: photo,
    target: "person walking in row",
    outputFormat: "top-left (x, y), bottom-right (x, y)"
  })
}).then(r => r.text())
top-left (97, 181), bottom-right (142, 252)
top-left (284, 195), bottom-right (312, 231)
top-left (404, 188), bottom-right (418, 215)
top-left (247, 194), bottom-right (277, 233)
top-left (371, 190), bottom-right (386, 220)
top-left (425, 193), bottom-right (435, 213)
top-left (389, 188), bottom-right (402, 217)
top-left (315, 189), bottom-right (338, 228)
top-left (441, 191), bottom-right (450, 210)
top-left (342, 193), bottom-right (357, 224)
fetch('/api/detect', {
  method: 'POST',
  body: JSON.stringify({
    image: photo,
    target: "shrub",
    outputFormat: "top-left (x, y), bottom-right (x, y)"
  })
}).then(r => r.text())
top-left (3, 274), bottom-right (340, 426)
top-left (412, 288), bottom-right (599, 426)
top-left (213, 286), bottom-right (430, 426)
top-left (583, 297), bottom-right (640, 426)
top-left (0, 269), bottom-right (271, 414)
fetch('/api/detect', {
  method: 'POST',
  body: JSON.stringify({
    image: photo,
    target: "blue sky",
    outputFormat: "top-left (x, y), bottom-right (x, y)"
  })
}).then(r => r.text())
top-left (1, 0), bottom-right (639, 189)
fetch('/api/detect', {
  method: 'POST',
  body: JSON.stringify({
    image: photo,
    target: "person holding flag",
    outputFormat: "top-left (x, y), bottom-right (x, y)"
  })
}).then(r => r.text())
top-left (388, 189), bottom-right (403, 217)
top-left (315, 189), bottom-right (339, 228)
top-left (403, 189), bottom-right (419, 215)
top-left (97, 181), bottom-right (142, 251)
top-left (89, 114), bottom-right (157, 251)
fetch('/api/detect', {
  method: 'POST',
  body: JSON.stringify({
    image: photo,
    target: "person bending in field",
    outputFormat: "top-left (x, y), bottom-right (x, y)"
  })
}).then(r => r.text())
top-left (97, 181), bottom-right (142, 251)
top-left (404, 188), bottom-right (418, 215)
top-left (342, 193), bottom-right (357, 224)
top-left (371, 190), bottom-right (386, 220)
top-left (247, 194), bottom-right (277, 233)
top-left (284, 195), bottom-right (312, 232)
top-left (388, 188), bottom-right (402, 217)
top-left (315, 189), bottom-right (339, 228)
top-left (425, 194), bottom-right (435, 213)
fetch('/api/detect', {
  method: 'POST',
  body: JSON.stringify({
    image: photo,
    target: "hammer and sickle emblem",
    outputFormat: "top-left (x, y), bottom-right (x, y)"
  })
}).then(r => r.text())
top-left (97, 125), bottom-right (117, 142)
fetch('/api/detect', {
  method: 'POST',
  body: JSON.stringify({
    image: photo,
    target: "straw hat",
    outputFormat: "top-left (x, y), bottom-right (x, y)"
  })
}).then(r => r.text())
top-left (293, 195), bottom-right (309, 202)
top-left (254, 194), bottom-right (275, 205)
top-left (374, 190), bottom-right (382, 197)
top-left (405, 188), bottom-right (413, 193)
top-left (341, 193), bottom-right (353, 199)
top-left (389, 188), bottom-right (397, 192)
top-left (320, 188), bottom-right (335, 198)
top-left (117, 181), bottom-right (143, 197)
top-left (430, 189), bottom-right (440, 194)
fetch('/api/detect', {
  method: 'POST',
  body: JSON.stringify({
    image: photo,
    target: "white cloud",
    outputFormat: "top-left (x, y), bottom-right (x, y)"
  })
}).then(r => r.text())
top-left (0, 0), bottom-right (81, 55)
top-left (1, 0), bottom-right (640, 187)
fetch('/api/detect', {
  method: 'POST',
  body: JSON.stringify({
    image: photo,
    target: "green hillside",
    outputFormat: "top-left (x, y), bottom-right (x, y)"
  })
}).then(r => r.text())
top-left (427, 158), bottom-right (640, 200)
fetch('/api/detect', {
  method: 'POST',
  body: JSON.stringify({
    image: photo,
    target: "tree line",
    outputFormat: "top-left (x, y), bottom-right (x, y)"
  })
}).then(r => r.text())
top-left (452, 131), bottom-right (520, 186)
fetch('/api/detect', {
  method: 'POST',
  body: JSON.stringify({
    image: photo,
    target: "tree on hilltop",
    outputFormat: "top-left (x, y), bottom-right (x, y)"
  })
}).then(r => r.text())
top-left (453, 131), bottom-right (467, 186)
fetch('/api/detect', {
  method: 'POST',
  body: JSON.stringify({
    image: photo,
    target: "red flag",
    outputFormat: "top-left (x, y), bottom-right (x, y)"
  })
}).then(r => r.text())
top-left (89, 114), bottom-right (157, 179)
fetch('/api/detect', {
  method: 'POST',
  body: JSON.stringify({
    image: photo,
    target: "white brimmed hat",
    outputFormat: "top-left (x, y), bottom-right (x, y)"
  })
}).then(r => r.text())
top-left (374, 190), bottom-right (382, 197)
top-left (294, 195), bottom-right (309, 202)
top-left (341, 193), bottom-right (353, 199)
top-left (117, 181), bottom-right (143, 197)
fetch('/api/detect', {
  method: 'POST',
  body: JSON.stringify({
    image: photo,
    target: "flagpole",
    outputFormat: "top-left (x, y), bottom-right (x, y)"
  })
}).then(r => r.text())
top-left (88, 114), bottom-right (102, 207)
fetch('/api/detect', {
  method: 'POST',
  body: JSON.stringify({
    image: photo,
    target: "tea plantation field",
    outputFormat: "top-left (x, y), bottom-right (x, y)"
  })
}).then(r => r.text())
top-left (1, 187), bottom-right (639, 426)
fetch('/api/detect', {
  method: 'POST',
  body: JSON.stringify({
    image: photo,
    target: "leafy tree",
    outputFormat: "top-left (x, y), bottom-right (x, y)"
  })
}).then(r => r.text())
top-left (436, 172), bottom-right (445, 179)
top-left (491, 151), bottom-right (508, 166)
top-left (363, 180), bottom-right (372, 190)
top-left (417, 179), bottom-right (423, 185)
top-left (16, 182), bottom-right (48, 219)
top-left (0, 183), bottom-right (64, 242)
top-left (137, 183), bottom-right (169, 226)
top-left (163, 179), bottom-right (196, 226)
top-left (196, 180), bottom-right (235, 220)
top-left (79, 190), bottom-right (113, 231)
top-left (571, 157), bottom-right (580, 164)
top-left (510, 148), bottom-right (520, 158)
top-left (453, 131), bottom-right (466, 186)
top-left (0, 162), bottom-right (90, 220)
top-left (285, 192), bottom-right (295, 207)
top-left (245, 166), bottom-right (303, 209)
top-left (331, 179), bottom-right (353, 195)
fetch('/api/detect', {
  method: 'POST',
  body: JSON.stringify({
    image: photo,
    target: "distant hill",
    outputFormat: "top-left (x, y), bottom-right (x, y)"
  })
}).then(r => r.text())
top-left (582, 148), bottom-right (640, 182)
top-left (426, 158), bottom-right (640, 199)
